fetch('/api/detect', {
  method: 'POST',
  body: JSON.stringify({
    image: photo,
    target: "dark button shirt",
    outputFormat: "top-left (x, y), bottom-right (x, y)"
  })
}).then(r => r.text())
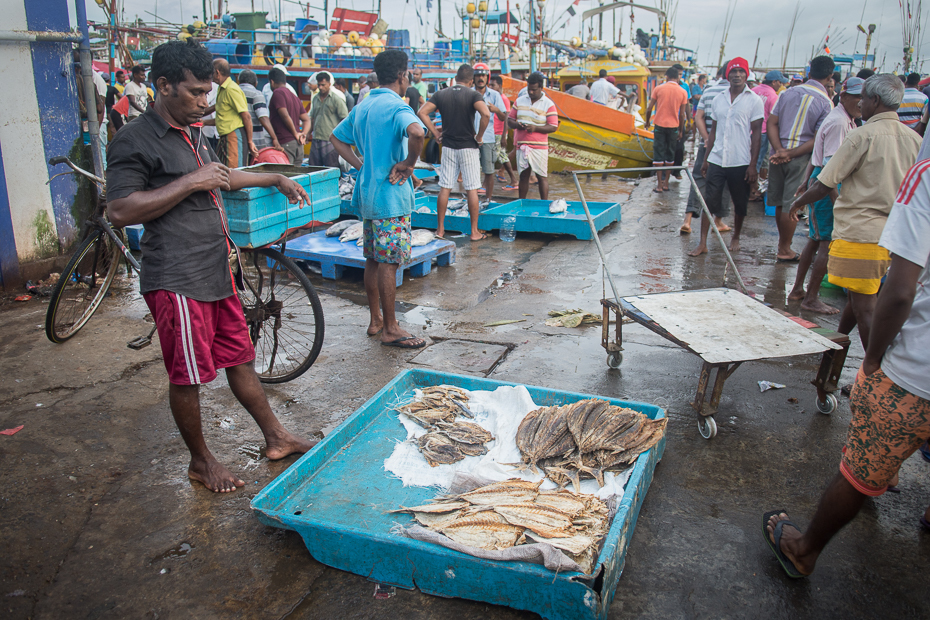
top-left (106, 107), bottom-right (234, 302)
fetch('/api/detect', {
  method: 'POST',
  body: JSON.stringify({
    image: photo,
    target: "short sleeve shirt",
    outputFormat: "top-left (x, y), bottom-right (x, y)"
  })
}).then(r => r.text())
top-left (751, 83), bottom-right (779, 134)
top-left (309, 91), bottom-right (348, 141)
top-left (879, 159), bottom-right (930, 401)
top-left (590, 78), bottom-right (620, 104)
top-left (650, 81), bottom-right (688, 128)
top-left (707, 86), bottom-right (765, 168)
top-left (817, 112), bottom-right (922, 243)
top-left (509, 94), bottom-right (558, 149)
top-left (429, 85), bottom-right (483, 149)
top-left (811, 104), bottom-right (856, 167)
top-left (332, 88), bottom-right (425, 220)
top-left (106, 108), bottom-right (233, 302)
top-left (494, 92), bottom-right (511, 135)
top-left (474, 86), bottom-right (505, 144)
top-left (898, 88), bottom-right (929, 130)
top-left (214, 77), bottom-right (248, 136)
top-left (123, 81), bottom-right (148, 118)
top-left (239, 82), bottom-right (269, 134)
top-left (413, 80), bottom-right (429, 102)
top-left (269, 87), bottom-right (305, 145)
top-left (771, 80), bottom-right (833, 149)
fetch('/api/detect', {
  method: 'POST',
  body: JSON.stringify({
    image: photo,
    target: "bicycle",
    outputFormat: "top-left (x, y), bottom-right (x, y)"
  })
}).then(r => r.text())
top-left (45, 156), bottom-right (324, 383)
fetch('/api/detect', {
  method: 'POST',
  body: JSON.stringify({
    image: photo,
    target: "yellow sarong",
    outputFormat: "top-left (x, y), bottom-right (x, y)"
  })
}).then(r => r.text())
top-left (827, 239), bottom-right (890, 295)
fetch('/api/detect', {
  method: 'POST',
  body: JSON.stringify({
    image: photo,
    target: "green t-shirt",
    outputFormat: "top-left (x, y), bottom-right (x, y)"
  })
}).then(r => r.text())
top-left (413, 80), bottom-right (429, 102)
top-left (310, 92), bottom-right (349, 141)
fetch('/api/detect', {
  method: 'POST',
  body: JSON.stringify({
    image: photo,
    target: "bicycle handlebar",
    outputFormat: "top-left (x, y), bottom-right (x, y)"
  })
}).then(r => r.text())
top-left (48, 156), bottom-right (105, 186)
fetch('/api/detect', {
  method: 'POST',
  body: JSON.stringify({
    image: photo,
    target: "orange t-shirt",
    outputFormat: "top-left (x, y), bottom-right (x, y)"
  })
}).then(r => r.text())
top-left (650, 81), bottom-right (688, 128)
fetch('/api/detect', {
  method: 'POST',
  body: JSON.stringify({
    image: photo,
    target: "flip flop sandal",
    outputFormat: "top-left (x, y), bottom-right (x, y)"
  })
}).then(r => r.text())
top-left (503, 185), bottom-right (518, 191)
top-left (762, 510), bottom-right (807, 579)
top-left (716, 225), bottom-right (733, 232)
top-left (679, 225), bottom-right (692, 235)
top-left (471, 233), bottom-right (491, 241)
top-left (777, 253), bottom-right (801, 263)
top-left (381, 336), bottom-right (427, 349)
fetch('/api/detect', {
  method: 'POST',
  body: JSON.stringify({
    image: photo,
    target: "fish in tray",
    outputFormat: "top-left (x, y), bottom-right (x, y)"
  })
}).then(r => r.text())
top-left (549, 198), bottom-right (568, 214)
top-left (325, 219), bottom-right (359, 237)
top-left (395, 386), bottom-right (490, 465)
top-left (391, 479), bottom-right (611, 573)
top-left (516, 399), bottom-right (667, 491)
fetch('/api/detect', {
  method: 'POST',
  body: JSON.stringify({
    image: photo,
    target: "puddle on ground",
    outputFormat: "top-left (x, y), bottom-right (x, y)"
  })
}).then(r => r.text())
top-left (403, 305), bottom-right (438, 327)
top-left (154, 542), bottom-right (193, 561)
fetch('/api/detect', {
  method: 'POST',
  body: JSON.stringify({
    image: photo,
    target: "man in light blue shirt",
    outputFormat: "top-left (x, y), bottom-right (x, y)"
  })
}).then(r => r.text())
top-left (472, 63), bottom-right (507, 201)
top-left (331, 50), bottom-right (427, 349)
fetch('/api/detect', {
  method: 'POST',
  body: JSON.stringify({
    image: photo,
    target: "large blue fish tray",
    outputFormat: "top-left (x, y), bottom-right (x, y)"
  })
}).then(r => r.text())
top-left (282, 230), bottom-right (455, 287)
top-left (251, 369), bottom-right (665, 620)
top-left (410, 195), bottom-right (503, 233)
top-left (482, 199), bottom-right (621, 240)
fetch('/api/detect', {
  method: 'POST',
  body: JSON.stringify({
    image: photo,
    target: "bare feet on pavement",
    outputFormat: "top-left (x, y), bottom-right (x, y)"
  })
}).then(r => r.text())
top-left (367, 318), bottom-right (383, 336)
top-left (801, 299), bottom-right (840, 314)
top-left (689, 244), bottom-right (708, 257)
top-left (265, 432), bottom-right (318, 460)
top-left (766, 512), bottom-right (815, 575)
top-left (189, 457), bottom-right (245, 493)
top-left (729, 239), bottom-right (740, 253)
top-left (787, 289), bottom-right (805, 301)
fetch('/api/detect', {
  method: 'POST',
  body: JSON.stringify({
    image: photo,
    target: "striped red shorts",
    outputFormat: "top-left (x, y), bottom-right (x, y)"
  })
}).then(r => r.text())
top-left (144, 291), bottom-right (254, 385)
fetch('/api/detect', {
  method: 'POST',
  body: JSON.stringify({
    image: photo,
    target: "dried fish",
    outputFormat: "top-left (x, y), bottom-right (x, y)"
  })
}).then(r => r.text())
top-left (417, 432), bottom-right (466, 467)
top-left (536, 489), bottom-right (587, 517)
top-left (421, 385), bottom-right (470, 401)
top-left (390, 500), bottom-right (469, 514)
top-left (493, 503), bottom-right (574, 538)
top-left (435, 421), bottom-right (493, 445)
top-left (449, 480), bottom-right (541, 505)
top-left (524, 530), bottom-right (594, 556)
top-left (515, 406), bottom-right (576, 473)
top-left (440, 521), bottom-right (524, 550)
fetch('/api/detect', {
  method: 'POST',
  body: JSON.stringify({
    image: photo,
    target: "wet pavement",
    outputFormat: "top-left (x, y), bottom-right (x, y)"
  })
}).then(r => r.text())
top-left (2, 167), bottom-right (929, 619)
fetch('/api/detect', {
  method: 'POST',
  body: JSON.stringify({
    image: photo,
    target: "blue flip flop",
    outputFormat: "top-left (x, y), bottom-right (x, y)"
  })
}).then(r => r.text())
top-left (762, 510), bottom-right (807, 579)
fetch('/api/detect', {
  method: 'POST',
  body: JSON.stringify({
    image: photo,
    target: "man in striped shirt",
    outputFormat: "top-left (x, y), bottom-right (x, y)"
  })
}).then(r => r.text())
top-left (767, 55), bottom-right (835, 262)
top-left (898, 72), bottom-right (927, 132)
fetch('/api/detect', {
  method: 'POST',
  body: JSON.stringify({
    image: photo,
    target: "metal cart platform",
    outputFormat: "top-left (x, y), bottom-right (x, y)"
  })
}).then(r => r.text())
top-left (572, 167), bottom-right (849, 439)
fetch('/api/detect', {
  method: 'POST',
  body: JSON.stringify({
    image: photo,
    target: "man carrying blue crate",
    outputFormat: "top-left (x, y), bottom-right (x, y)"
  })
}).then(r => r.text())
top-left (330, 50), bottom-right (428, 349)
top-left (106, 40), bottom-right (316, 493)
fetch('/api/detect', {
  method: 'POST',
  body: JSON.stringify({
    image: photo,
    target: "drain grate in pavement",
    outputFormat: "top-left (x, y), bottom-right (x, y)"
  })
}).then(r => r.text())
top-left (411, 339), bottom-right (510, 376)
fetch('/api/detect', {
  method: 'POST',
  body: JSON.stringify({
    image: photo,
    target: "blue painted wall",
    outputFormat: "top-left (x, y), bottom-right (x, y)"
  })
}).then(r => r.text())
top-left (0, 145), bottom-right (18, 288)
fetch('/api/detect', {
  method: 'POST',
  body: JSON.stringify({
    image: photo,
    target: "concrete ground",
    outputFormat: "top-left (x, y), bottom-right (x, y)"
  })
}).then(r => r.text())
top-left (2, 173), bottom-right (928, 620)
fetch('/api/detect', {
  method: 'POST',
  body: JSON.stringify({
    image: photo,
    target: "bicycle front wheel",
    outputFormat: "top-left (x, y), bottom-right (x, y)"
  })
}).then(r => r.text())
top-left (237, 248), bottom-right (324, 383)
top-left (46, 229), bottom-right (122, 343)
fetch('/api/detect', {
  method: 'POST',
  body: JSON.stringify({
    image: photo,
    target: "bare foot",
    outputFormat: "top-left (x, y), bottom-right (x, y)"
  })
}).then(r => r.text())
top-left (787, 289), bottom-right (806, 301)
top-left (801, 298), bottom-right (840, 314)
top-left (729, 239), bottom-right (740, 253)
top-left (189, 457), bottom-right (245, 493)
top-left (435, 229), bottom-right (446, 239)
top-left (766, 512), bottom-right (815, 575)
top-left (689, 244), bottom-right (708, 257)
top-left (265, 432), bottom-right (318, 461)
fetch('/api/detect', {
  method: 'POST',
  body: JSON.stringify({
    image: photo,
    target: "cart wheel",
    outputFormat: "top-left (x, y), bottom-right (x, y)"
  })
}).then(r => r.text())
top-left (698, 416), bottom-right (717, 439)
top-left (816, 393), bottom-right (838, 415)
top-left (607, 351), bottom-right (623, 368)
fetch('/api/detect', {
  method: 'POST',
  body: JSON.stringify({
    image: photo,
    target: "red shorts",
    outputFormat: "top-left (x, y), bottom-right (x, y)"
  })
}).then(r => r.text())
top-left (144, 291), bottom-right (254, 385)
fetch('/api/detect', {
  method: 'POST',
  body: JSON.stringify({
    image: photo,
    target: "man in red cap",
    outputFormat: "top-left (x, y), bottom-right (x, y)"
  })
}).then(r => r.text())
top-left (690, 57), bottom-right (764, 256)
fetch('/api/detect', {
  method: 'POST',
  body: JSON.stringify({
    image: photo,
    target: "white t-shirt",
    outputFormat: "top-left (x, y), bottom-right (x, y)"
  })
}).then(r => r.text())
top-left (92, 71), bottom-right (107, 126)
top-left (590, 78), bottom-right (620, 104)
top-left (878, 159), bottom-right (930, 401)
top-left (122, 81), bottom-right (148, 118)
top-left (201, 82), bottom-right (219, 139)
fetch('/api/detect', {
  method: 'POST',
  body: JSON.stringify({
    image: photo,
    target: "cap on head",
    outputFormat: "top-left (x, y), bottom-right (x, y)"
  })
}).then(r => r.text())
top-left (606, 76), bottom-right (616, 84)
top-left (842, 77), bottom-right (864, 95)
top-left (725, 57), bottom-right (749, 79)
top-left (273, 63), bottom-right (290, 75)
top-left (764, 70), bottom-right (789, 83)
top-left (473, 62), bottom-right (490, 75)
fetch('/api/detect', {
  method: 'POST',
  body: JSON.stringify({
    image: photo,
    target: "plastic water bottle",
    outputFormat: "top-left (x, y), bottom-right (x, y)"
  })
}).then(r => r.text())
top-left (500, 216), bottom-right (517, 242)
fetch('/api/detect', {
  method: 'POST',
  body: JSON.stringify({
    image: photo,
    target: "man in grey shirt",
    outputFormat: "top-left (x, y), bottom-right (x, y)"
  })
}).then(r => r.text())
top-left (238, 69), bottom-right (282, 152)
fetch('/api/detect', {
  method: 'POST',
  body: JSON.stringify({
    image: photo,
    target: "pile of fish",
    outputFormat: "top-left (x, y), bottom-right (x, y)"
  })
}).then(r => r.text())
top-left (396, 386), bottom-right (495, 466)
top-left (392, 479), bottom-right (609, 573)
top-left (516, 399), bottom-right (666, 491)
top-left (338, 175), bottom-right (355, 199)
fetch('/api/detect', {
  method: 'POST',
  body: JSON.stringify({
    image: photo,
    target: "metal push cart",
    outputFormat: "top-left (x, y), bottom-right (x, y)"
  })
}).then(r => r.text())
top-left (572, 167), bottom-right (849, 439)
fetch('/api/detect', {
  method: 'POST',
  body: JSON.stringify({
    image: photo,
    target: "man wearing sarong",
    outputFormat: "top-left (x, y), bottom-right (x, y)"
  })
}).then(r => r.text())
top-left (790, 74), bottom-right (920, 348)
top-left (507, 72), bottom-right (558, 200)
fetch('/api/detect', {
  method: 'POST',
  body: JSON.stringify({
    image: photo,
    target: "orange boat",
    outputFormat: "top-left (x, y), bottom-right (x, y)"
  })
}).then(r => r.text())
top-left (501, 75), bottom-right (654, 172)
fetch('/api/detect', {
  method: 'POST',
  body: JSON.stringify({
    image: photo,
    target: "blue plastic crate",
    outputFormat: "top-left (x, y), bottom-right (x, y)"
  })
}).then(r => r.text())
top-left (386, 29), bottom-right (410, 48)
top-left (410, 195), bottom-right (501, 233)
top-left (481, 199), bottom-right (621, 239)
top-left (251, 369), bottom-right (666, 620)
top-left (125, 224), bottom-right (144, 251)
top-left (763, 192), bottom-right (775, 216)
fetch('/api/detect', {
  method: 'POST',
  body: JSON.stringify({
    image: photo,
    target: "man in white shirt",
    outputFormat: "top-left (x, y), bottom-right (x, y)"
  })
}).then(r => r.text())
top-left (262, 64), bottom-right (298, 104)
top-left (122, 65), bottom-right (151, 120)
top-left (91, 70), bottom-right (108, 165)
top-left (763, 154), bottom-right (930, 579)
top-left (690, 57), bottom-right (764, 256)
top-left (590, 69), bottom-right (620, 105)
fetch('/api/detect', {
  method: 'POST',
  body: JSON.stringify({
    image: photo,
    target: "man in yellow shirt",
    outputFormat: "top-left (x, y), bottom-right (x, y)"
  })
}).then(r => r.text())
top-left (208, 58), bottom-right (255, 167)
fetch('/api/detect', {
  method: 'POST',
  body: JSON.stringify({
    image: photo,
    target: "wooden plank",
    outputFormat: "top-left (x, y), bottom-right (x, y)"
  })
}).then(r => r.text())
top-left (622, 288), bottom-right (842, 364)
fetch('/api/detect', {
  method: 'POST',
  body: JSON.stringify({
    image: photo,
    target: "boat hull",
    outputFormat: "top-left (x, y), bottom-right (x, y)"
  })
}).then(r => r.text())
top-left (548, 120), bottom-right (653, 174)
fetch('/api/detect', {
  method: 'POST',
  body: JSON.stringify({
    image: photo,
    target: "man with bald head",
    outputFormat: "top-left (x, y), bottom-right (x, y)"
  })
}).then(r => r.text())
top-left (207, 58), bottom-right (255, 167)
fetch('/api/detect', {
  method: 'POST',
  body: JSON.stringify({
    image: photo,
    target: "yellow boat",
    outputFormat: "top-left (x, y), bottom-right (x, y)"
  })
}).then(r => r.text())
top-left (502, 63), bottom-right (653, 173)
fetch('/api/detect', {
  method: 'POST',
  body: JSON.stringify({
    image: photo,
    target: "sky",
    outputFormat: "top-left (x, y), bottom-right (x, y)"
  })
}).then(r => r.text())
top-left (80, 0), bottom-right (925, 73)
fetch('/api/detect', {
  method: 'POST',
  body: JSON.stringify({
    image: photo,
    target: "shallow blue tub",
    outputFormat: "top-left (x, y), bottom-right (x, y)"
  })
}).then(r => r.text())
top-left (410, 196), bottom-right (502, 233)
top-left (482, 199), bottom-right (621, 240)
top-left (251, 369), bottom-right (665, 620)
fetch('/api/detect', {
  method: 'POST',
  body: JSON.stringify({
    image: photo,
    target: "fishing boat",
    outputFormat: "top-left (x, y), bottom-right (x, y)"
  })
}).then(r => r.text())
top-left (501, 68), bottom-right (653, 173)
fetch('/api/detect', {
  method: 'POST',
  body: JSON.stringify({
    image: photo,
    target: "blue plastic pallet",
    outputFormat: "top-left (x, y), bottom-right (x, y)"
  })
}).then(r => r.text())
top-left (482, 199), bottom-right (621, 240)
top-left (251, 369), bottom-right (666, 620)
top-left (283, 230), bottom-right (455, 287)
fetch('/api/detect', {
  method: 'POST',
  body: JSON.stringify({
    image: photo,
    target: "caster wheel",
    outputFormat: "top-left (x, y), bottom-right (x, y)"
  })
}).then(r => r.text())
top-left (698, 416), bottom-right (717, 439)
top-left (607, 351), bottom-right (623, 368)
top-left (816, 393), bottom-right (838, 415)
